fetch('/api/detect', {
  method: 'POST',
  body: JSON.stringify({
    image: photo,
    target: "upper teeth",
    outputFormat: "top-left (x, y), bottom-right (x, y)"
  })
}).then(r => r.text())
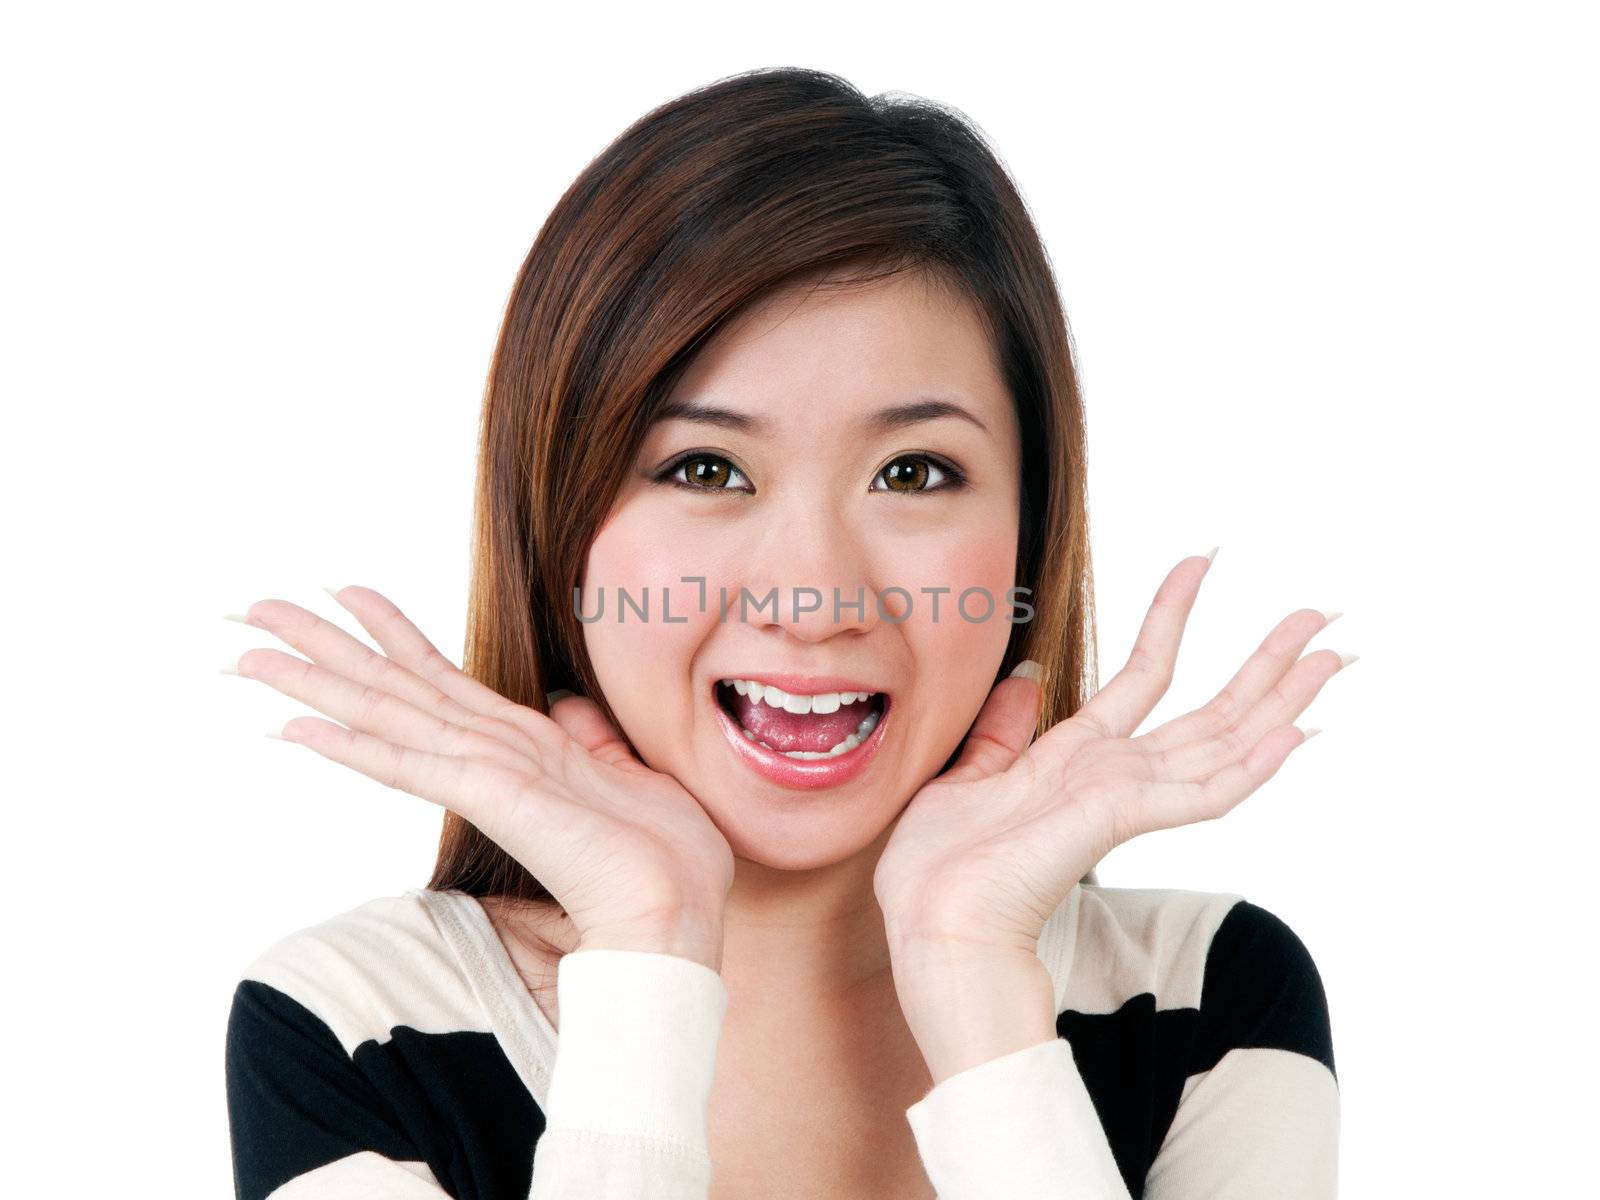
top-left (723, 679), bottom-right (875, 714)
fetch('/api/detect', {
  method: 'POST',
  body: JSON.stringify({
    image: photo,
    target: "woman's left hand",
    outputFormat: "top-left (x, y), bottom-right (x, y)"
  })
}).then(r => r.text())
top-left (873, 551), bottom-right (1352, 964)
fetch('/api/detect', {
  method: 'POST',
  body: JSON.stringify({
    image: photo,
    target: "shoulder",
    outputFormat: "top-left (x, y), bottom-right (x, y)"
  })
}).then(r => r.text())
top-left (1049, 884), bottom-right (1334, 1073)
top-left (1037, 886), bottom-right (1337, 1188)
top-left (1192, 896), bottom-right (1335, 1077)
top-left (1048, 883), bottom-right (1246, 1014)
top-left (228, 888), bottom-right (485, 1059)
top-left (224, 892), bottom-right (513, 1199)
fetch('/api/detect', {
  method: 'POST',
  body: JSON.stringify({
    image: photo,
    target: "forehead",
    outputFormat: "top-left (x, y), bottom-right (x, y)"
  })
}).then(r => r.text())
top-left (664, 270), bottom-right (1012, 433)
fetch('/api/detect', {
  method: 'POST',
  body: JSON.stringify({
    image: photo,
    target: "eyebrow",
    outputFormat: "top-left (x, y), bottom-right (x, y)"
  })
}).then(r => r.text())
top-left (653, 396), bottom-right (990, 437)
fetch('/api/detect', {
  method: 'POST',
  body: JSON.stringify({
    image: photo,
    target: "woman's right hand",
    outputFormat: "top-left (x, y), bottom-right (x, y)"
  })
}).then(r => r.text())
top-left (226, 585), bottom-right (735, 972)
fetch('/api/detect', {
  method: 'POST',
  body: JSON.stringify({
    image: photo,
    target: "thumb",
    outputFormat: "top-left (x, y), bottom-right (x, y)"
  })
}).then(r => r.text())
top-left (942, 660), bottom-right (1045, 782)
top-left (544, 691), bottom-right (640, 769)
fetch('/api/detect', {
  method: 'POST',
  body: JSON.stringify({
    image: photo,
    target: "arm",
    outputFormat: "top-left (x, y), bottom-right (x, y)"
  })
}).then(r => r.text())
top-left (896, 949), bottom-right (1133, 1199)
top-left (1142, 901), bottom-right (1339, 1198)
top-left (226, 947), bottom-right (731, 1200)
top-left (529, 947), bottom-right (730, 1200)
top-left (897, 903), bottom-right (1339, 1199)
top-left (225, 979), bottom-right (453, 1199)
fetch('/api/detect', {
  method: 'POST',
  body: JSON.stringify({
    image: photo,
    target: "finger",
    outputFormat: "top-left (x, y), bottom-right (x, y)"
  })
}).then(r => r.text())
top-left (1135, 607), bottom-right (1335, 754)
top-left (1114, 724), bottom-right (1311, 840)
top-left (1073, 551), bottom-right (1214, 739)
top-left (1145, 648), bottom-right (1349, 781)
top-left (320, 585), bottom-right (564, 748)
top-left (242, 596), bottom-right (558, 762)
top-left (941, 663), bottom-right (1046, 783)
top-left (544, 693), bottom-right (642, 770)
top-left (238, 646), bottom-right (534, 776)
top-left (272, 714), bottom-right (526, 842)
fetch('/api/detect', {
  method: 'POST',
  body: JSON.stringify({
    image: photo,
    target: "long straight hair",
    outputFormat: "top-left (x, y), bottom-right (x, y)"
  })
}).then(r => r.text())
top-left (427, 67), bottom-right (1101, 902)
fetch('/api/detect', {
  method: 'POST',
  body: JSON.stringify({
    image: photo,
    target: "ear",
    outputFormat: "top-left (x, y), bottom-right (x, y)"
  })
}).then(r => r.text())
top-left (940, 661), bottom-right (1044, 783)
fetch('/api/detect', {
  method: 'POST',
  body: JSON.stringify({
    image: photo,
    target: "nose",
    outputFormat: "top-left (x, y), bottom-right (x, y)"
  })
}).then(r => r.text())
top-left (733, 503), bottom-right (882, 644)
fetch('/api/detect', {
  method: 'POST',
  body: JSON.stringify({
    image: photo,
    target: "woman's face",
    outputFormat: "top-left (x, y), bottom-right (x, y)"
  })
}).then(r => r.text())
top-left (580, 270), bottom-right (1023, 869)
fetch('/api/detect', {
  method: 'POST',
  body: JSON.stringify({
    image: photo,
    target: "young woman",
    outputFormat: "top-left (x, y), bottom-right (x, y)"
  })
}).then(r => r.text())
top-left (224, 67), bottom-right (1346, 1199)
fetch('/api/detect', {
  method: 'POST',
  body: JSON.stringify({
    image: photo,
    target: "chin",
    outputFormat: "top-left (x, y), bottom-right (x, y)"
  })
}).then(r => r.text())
top-left (680, 766), bottom-right (903, 874)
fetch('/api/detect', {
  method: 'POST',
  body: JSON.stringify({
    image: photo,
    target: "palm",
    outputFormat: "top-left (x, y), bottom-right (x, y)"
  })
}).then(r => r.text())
top-left (874, 749), bottom-right (1109, 956)
top-left (226, 586), bottom-right (736, 934)
top-left (875, 552), bottom-right (1351, 956)
top-left (471, 724), bottom-right (734, 922)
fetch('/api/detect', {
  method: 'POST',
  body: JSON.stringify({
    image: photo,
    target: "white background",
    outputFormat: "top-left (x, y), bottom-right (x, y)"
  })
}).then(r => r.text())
top-left (4, 2), bottom-right (1594, 1193)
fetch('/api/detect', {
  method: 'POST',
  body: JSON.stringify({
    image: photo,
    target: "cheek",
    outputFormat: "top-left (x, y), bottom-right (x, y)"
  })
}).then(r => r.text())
top-left (579, 511), bottom-right (727, 749)
top-left (880, 517), bottom-right (1016, 634)
top-left (886, 522), bottom-right (1019, 749)
top-left (583, 508), bottom-right (742, 623)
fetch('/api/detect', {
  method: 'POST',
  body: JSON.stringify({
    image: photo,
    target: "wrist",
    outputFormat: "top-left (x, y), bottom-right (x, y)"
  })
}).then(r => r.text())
top-left (891, 944), bottom-right (1057, 1085)
top-left (577, 908), bottom-right (725, 972)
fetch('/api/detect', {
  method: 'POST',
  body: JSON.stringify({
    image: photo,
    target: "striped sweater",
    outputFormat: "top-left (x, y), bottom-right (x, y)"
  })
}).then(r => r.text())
top-left (224, 883), bottom-right (1338, 1197)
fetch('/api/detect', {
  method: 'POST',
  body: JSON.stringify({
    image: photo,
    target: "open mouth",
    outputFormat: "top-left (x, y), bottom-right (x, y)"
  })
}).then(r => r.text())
top-left (714, 678), bottom-right (888, 760)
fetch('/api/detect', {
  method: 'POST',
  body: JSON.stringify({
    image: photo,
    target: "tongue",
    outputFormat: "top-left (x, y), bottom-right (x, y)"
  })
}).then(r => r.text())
top-left (724, 688), bottom-right (872, 753)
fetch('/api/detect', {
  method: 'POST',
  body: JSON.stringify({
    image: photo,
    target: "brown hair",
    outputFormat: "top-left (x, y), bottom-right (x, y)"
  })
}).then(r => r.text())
top-left (427, 67), bottom-right (1101, 904)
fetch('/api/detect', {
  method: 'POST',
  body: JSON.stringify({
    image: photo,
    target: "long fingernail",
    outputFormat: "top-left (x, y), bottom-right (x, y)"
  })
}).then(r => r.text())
top-left (323, 585), bottom-right (348, 600)
top-left (220, 662), bottom-right (242, 675)
top-left (1320, 609), bottom-right (1344, 625)
top-left (1301, 726), bottom-right (1323, 740)
top-left (223, 612), bottom-right (259, 626)
top-left (1337, 652), bottom-right (1360, 667)
top-left (1203, 545), bottom-right (1220, 566)
top-left (265, 729), bottom-right (287, 740)
top-left (1009, 660), bottom-right (1043, 682)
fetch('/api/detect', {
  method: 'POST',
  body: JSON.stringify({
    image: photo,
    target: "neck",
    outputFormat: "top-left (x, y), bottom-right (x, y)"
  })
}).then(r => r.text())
top-left (717, 819), bottom-right (898, 1015)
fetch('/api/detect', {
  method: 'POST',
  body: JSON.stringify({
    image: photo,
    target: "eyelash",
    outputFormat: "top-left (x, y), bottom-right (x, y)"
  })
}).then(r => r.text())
top-left (655, 450), bottom-right (969, 495)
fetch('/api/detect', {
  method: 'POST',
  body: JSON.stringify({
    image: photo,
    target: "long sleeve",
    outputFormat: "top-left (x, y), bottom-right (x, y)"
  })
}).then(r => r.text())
top-left (226, 898), bottom-right (729, 1200)
top-left (904, 1036), bottom-right (1132, 1200)
top-left (902, 899), bottom-right (1338, 1199)
top-left (529, 947), bottom-right (730, 1199)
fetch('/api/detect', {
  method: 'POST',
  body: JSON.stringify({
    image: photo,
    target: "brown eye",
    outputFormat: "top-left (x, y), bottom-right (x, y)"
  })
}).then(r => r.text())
top-left (666, 453), bottom-right (751, 491)
top-left (686, 456), bottom-right (730, 488)
top-left (873, 455), bottom-right (950, 493)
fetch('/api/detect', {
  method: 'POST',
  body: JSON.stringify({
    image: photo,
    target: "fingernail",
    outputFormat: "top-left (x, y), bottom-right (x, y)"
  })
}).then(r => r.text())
top-left (1337, 652), bottom-right (1360, 668)
top-left (223, 612), bottom-right (260, 627)
top-left (1301, 726), bottom-right (1323, 740)
top-left (1009, 660), bottom-right (1043, 682)
top-left (1320, 610), bottom-right (1344, 625)
top-left (1203, 545), bottom-right (1220, 565)
top-left (220, 663), bottom-right (242, 675)
top-left (545, 689), bottom-right (575, 706)
top-left (323, 585), bottom-right (347, 600)
top-left (265, 729), bottom-right (287, 740)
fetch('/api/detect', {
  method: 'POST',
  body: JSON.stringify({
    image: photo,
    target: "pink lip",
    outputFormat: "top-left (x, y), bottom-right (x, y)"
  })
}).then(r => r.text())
top-left (711, 686), bottom-right (892, 791)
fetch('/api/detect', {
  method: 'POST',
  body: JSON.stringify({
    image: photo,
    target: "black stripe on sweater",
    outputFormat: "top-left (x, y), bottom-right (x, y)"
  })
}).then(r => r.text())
top-left (224, 979), bottom-right (544, 1200)
top-left (1057, 900), bottom-right (1335, 1197)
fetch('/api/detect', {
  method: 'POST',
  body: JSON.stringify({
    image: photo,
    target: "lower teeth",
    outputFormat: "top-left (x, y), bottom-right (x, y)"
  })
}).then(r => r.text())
top-left (740, 707), bottom-right (881, 759)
